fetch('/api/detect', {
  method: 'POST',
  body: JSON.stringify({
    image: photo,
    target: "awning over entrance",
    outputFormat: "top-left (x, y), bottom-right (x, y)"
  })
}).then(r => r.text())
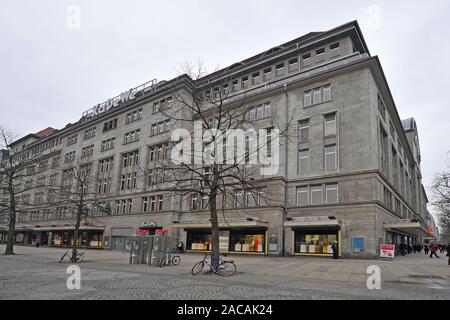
top-left (285, 216), bottom-right (340, 228)
top-left (170, 217), bottom-right (268, 229)
top-left (383, 220), bottom-right (432, 237)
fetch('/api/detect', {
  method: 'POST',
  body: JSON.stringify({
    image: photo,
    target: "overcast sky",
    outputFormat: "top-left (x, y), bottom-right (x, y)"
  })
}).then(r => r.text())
top-left (1, 0), bottom-right (449, 219)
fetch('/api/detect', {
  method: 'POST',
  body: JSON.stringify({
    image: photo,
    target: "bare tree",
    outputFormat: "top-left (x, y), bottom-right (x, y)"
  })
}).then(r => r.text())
top-left (0, 126), bottom-right (45, 255)
top-left (56, 158), bottom-right (110, 261)
top-left (431, 163), bottom-right (450, 242)
top-left (154, 63), bottom-right (294, 268)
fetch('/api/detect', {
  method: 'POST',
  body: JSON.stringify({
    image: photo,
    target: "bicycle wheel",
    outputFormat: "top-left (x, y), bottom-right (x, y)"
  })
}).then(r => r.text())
top-left (172, 256), bottom-right (180, 265)
top-left (59, 251), bottom-right (68, 263)
top-left (218, 261), bottom-right (236, 277)
top-left (191, 261), bottom-right (204, 275)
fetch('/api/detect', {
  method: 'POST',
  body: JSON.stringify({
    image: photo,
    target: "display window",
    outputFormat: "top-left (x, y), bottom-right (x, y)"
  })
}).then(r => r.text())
top-left (294, 229), bottom-right (338, 255)
top-left (187, 230), bottom-right (212, 251)
top-left (229, 229), bottom-right (265, 253)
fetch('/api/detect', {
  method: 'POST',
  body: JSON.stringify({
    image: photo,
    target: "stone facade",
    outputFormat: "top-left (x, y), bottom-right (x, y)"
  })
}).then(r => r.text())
top-left (0, 20), bottom-right (435, 258)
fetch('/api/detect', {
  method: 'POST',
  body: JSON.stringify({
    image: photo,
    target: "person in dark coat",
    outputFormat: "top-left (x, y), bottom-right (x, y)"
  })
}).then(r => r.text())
top-left (430, 243), bottom-right (440, 258)
top-left (331, 241), bottom-right (339, 259)
top-left (399, 243), bottom-right (406, 256)
top-left (424, 244), bottom-right (429, 255)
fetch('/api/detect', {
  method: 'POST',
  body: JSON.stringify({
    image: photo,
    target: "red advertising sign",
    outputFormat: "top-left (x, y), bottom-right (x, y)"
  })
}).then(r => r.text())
top-left (380, 244), bottom-right (395, 259)
top-left (156, 229), bottom-right (169, 233)
top-left (135, 229), bottom-right (148, 233)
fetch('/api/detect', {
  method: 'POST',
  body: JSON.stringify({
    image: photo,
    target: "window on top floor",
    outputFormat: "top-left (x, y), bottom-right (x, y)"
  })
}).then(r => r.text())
top-left (251, 72), bottom-right (260, 85)
top-left (275, 63), bottom-right (285, 77)
top-left (241, 76), bottom-right (249, 89)
top-left (302, 53), bottom-right (311, 67)
top-left (263, 68), bottom-right (272, 81)
top-left (288, 58), bottom-right (299, 72)
top-left (315, 48), bottom-right (326, 62)
top-left (330, 43), bottom-right (340, 58)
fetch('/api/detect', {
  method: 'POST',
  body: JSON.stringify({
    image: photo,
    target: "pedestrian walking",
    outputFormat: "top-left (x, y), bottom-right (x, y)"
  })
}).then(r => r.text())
top-left (400, 243), bottom-right (406, 256)
top-left (177, 240), bottom-right (184, 254)
top-left (424, 244), bottom-right (429, 255)
top-left (430, 243), bottom-right (440, 258)
top-left (331, 241), bottom-right (339, 259)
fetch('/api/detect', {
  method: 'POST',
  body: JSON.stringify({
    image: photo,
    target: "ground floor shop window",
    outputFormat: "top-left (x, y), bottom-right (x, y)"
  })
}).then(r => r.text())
top-left (294, 229), bottom-right (338, 255)
top-left (186, 229), bottom-right (266, 253)
top-left (229, 230), bottom-right (265, 253)
top-left (187, 230), bottom-right (212, 251)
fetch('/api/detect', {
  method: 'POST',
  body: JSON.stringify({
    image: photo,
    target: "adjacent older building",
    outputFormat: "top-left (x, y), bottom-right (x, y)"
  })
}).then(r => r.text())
top-left (0, 21), bottom-right (434, 258)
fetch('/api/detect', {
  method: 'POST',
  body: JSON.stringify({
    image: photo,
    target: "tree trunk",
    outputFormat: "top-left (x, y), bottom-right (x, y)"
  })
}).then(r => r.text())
top-left (4, 178), bottom-right (16, 255)
top-left (209, 187), bottom-right (220, 269)
top-left (71, 207), bottom-right (82, 261)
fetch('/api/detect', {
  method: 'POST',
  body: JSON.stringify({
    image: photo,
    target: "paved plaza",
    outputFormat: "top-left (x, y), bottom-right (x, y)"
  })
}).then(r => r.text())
top-left (0, 245), bottom-right (449, 300)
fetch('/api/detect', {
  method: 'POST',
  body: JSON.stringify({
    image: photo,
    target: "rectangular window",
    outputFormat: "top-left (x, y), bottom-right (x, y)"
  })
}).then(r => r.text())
top-left (275, 63), bottom-right (285, 77)
top-left (142, 197), bottom-right (148, 212)
top-left (263, 68), bottom-right (272, 81)
top-left (323, 85), bottom-right (331, 102)
top-left (330, 43), bottom-right (340, 57)
top-left (310, 185), bottom-right (323, 205)
top-left (241, 76), bottom-right (249, 89)
top-left (299, 120), bottom-right (309, 143)
top-left (296, 186), bottom-right (308, 205)
top-left (325, 184), bottom-right (338, 204)
top-left (302, 53), bottom-right (311, 67)
top-left (304, 90), bottom-right (312, 107)
top-left (288, 58), bottom-right (299, 71)
top-left (313, 87), bottom-right (322, 104)
top-left (325, 144), bottom-right (337, 171)
top-left (298, 149), bottom-right (309, 174)
top-left (251, 72), bottom-right (260, 85)
top-left (103, 119), bottom-right (118, 133)
top-left (324, 113), bottom-right (336, 136)
top-left (315, 48), bottom-right (325, 62)
top-left (232, 80), bottom-right (239, 92)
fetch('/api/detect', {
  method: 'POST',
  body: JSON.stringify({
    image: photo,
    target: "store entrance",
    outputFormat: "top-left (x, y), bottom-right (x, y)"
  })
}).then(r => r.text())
top-left (294, 227), bottom-right (339, 255)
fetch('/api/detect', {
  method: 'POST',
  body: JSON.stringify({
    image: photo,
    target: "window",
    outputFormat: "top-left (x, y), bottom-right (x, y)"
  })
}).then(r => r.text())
top-left (126, 108), bottom-right (143, 124)
top-left (232, 80), bottom-right (239, 92)
top-left (66, 134), bottom-right (78, 146)
top-left (378, 94), bottom-right (386, 120)
top-left (315, 48), bottom-right (325, 62)
top-left (298, 149), bottom-right (309, 174)
top-left (153, 97), bottom-right (172, 113)
top-left (51, 156), bottom-right (60, 168)
top-left (241, 76), bottom-right (249, 89)
top-left (313, 88), bottom-right (322, 104)
top-left (142, 197), bottom-right (149, 212)
top-left (304, 90), bottom-right (312, 107)
top-left (330, 43), bottom-right (340, 57)
top-left (324, 113), bottom-right (336, 136)
top-left (323, 85), bottom-right (331, 102)
top-left (251, 72), bottom-right (260, 85)
top-left (248, 102), bottom-right (271, 121)
top-left (288, 58), bottom-right (299, 71)
top-left (352, 237), bottom-right (364, 252)
top-left (83, 127), bottom-right (96, 140)
top-left (297, 186), bottom-right (308, 205)
top-left (150, 119), bottom-right (170, 136)
top-left (310, 185), bottom-right (322, 205)
top-left (275, 63), bottom-right (285, 76)
top-left (103, 119), bottom-right (118, 133)
top-left (299, 119), bottom-right (309, 143)
top-left (302, 53), bottom-right (311, 66)
top-left (325, 184), bottom-right (338, 204)
top-left (81, 145), bottom-right (94, 158)
top-left (101, 137), bottom-right (115, 151)
top-left (124, 129), bottom-right (141, 144)
top-left (325, 144), bottom-right (337, 170)
top-left (64, 151), bottom-right (76, 163)
top-left (263, 68), bottom-right (272, 81)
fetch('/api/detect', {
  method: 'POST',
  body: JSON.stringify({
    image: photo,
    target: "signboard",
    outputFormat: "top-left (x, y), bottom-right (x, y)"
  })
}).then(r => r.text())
top-left (81, 79), bottom-right (158, 121)
top-left (155, 229), bottom-right (168, 233)
top-left (269, 234), bottom-right (278, 251)
top-left (380, 244), bottom-right (395, 259)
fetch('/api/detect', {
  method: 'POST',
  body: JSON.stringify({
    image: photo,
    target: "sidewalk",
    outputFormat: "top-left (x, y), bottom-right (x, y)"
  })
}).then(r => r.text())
top-left (2, 245), bottom-right (449, 286)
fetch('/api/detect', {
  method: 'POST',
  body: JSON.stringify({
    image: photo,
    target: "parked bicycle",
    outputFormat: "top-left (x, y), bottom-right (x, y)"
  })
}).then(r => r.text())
top-left (191, 253), bottom-right (236, 277)
top-left (59, 249), bottom-right (85, 263)
top-left (159, 252), bottom-right (181, 267)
